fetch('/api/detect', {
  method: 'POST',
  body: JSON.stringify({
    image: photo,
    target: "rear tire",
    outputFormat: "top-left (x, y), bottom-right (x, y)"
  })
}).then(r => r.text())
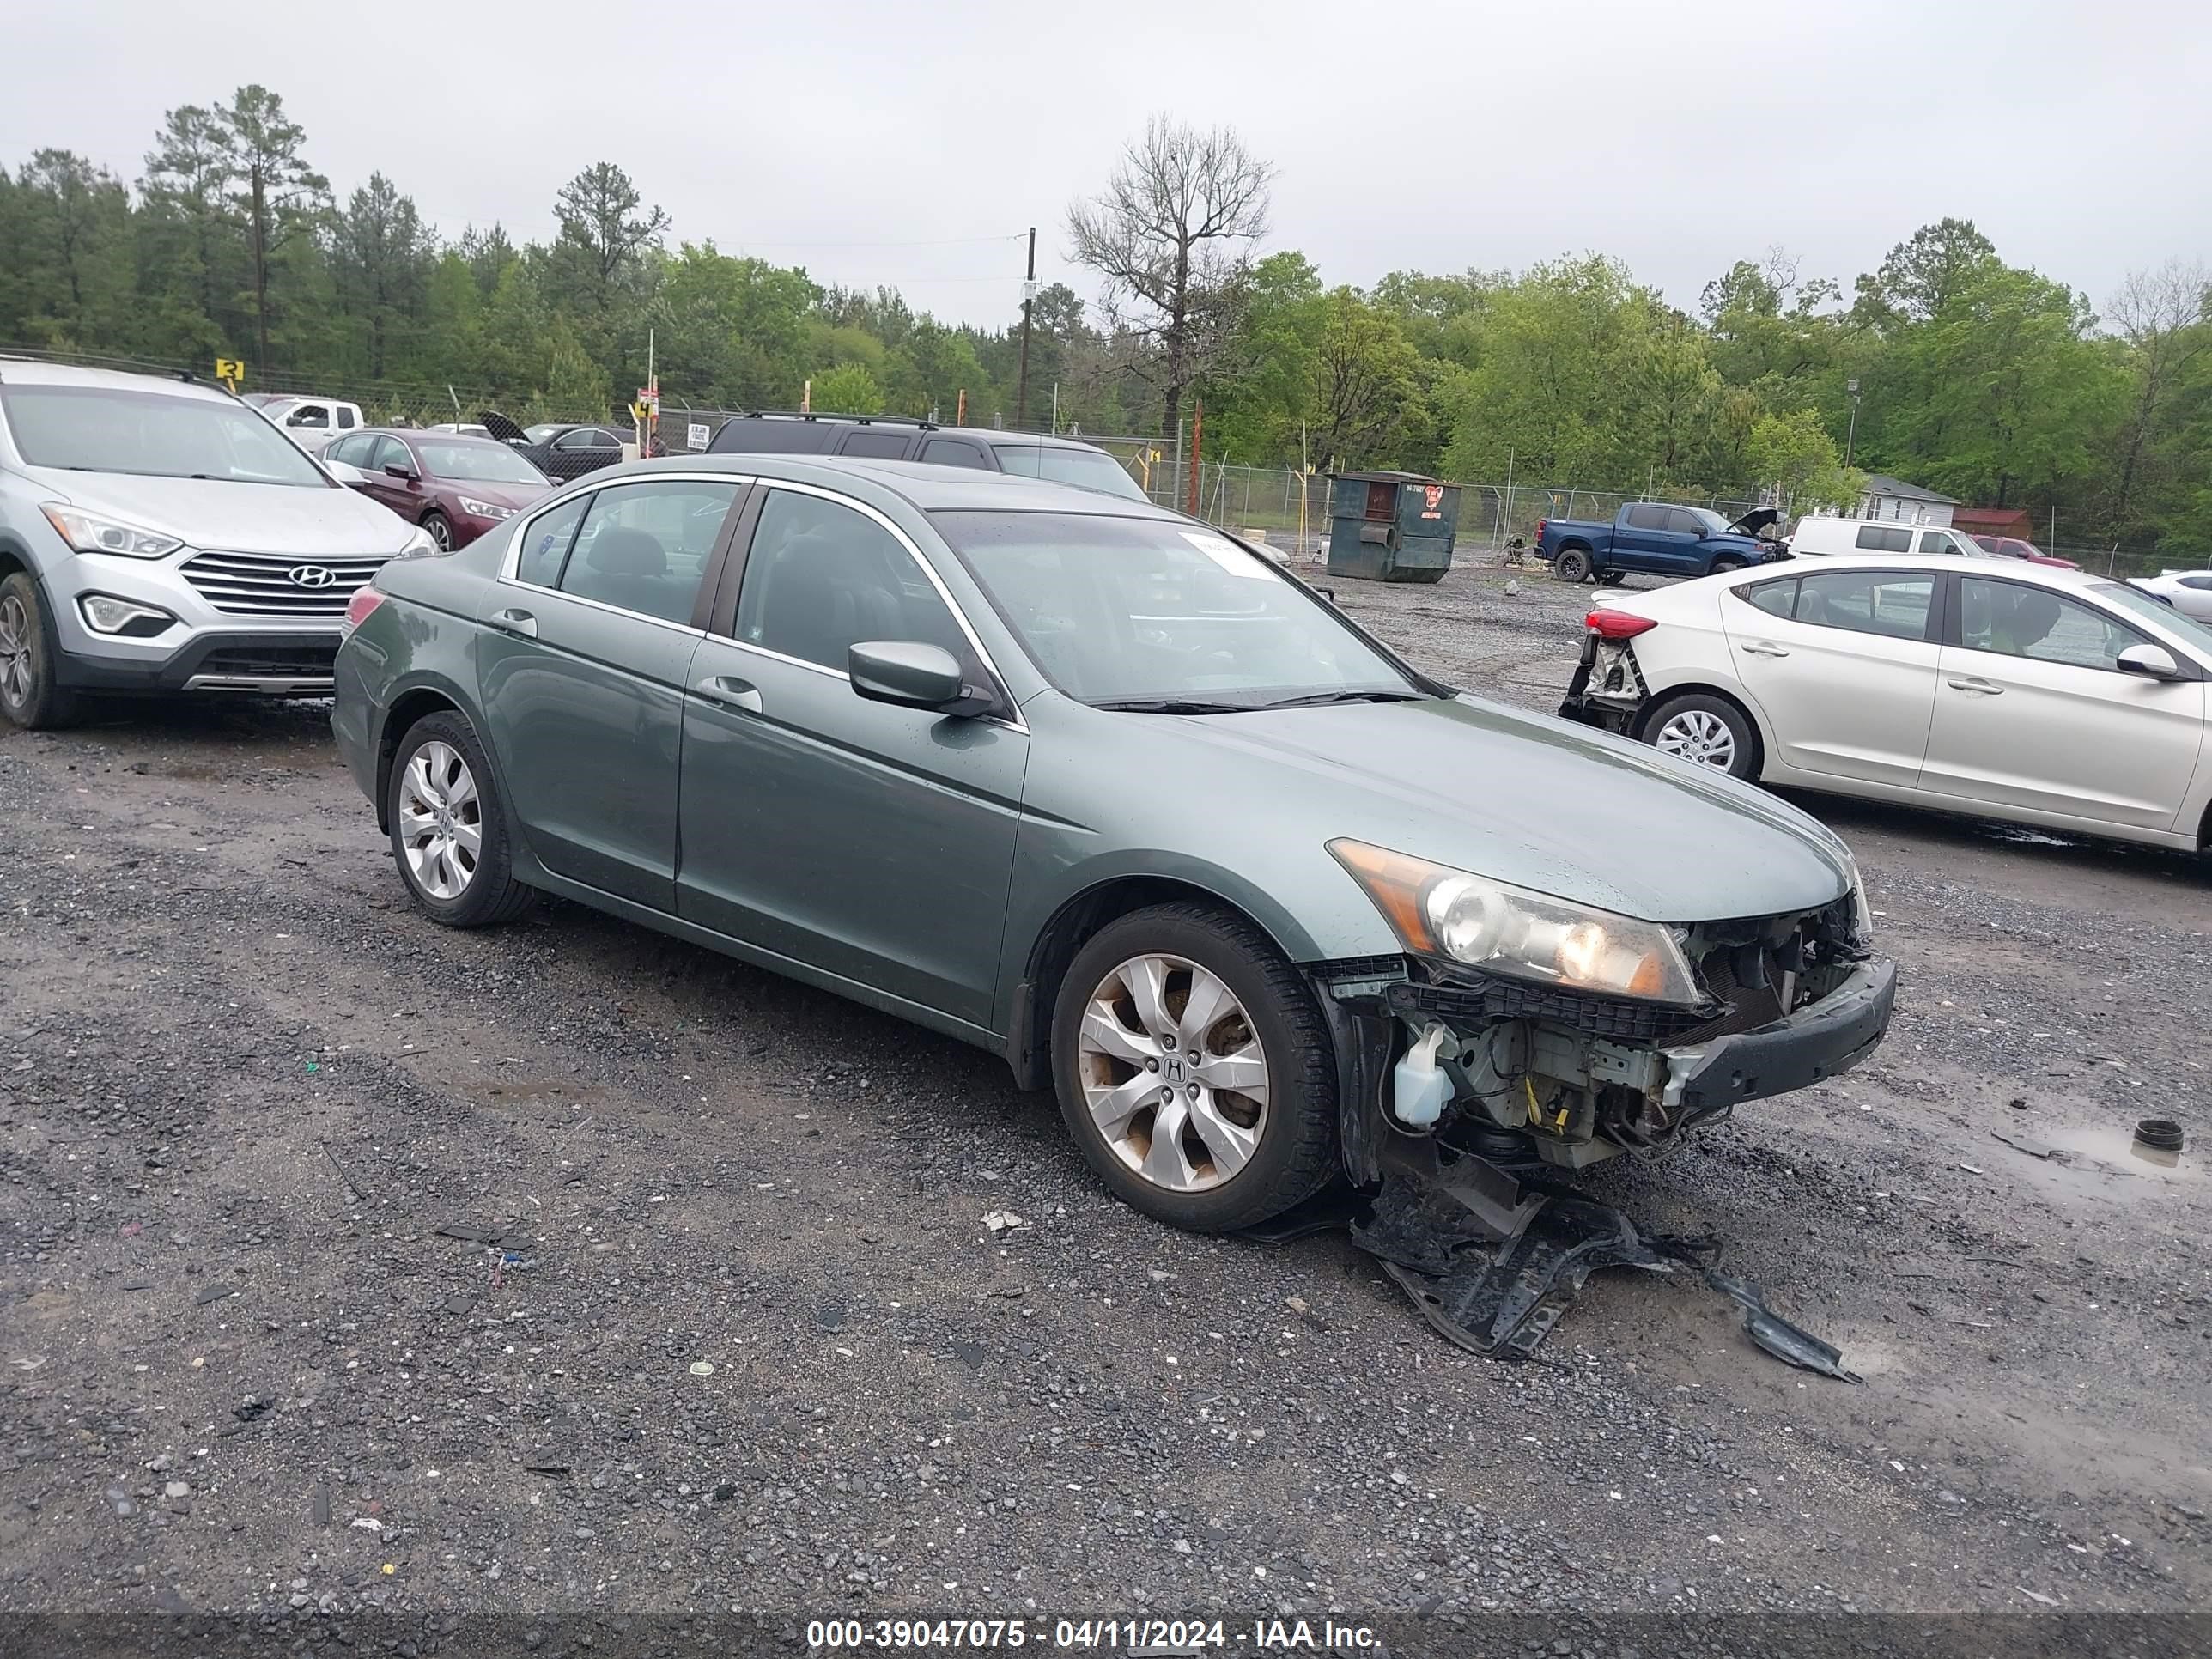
top-left (387, 710), bottom-right (536, 927)
top-left (1553, 547), bottom-right (1593, 584)
top-left (0, 572), bottom-right (83, 732)
top-left (1051, 902), bottom-right (1338, 1233)
top-left (1643, 691), bottom-right (1759, 780)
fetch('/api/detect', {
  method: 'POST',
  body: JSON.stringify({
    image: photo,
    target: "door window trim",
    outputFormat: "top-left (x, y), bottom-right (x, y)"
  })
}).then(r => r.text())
top-left (1760, 567), bottom-right (1942, 643)
top-left (496, 471), bottom-right (756, 637)
top-left (707, 477), bottom-right (1025, 732)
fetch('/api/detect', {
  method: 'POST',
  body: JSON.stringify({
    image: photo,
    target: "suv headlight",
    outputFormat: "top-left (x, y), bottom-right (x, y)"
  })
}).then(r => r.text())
top-left (456, 497), bottom-right (513, 521)
top-left (1329, 839), bottom-right (1701, 1005)
top-left (40, 504), bottom-right (184, 559)
top-left (392, 526), bottom-right (441, 560)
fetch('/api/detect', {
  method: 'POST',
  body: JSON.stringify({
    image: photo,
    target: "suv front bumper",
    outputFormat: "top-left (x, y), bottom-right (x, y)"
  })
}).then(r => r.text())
top-left (55, 629), bottom-right (343, 696)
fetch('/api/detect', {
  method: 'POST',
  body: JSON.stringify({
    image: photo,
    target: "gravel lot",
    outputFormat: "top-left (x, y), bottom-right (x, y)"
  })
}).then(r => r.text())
top-left (3, 554), bottom-right (2209, 1639)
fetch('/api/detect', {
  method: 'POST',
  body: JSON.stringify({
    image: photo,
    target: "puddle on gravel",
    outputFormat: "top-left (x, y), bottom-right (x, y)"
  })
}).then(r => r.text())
top-left (2029, 1125), bottom-right (2202, 1189)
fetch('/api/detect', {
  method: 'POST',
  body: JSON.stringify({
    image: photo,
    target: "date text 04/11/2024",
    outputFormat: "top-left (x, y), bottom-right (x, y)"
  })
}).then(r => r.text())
top-left (802, 1617), bottom-right (1381, 1649)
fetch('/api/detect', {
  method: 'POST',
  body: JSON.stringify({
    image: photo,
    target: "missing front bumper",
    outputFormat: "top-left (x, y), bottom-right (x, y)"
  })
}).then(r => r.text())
top-left (1660, 958), bottom-right (1896, 1114)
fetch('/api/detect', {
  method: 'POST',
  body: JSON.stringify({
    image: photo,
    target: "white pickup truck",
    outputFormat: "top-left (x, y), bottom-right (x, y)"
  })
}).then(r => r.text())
top-left (241, 393), bottom-right (364, 453)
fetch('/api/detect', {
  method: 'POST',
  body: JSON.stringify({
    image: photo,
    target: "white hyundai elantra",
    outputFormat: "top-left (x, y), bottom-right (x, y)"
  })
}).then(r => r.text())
top-left (1560, 553), bottom-right (2212, 854)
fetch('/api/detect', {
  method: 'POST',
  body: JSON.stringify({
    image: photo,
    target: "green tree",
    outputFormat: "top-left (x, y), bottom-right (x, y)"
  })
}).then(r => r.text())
top-left (12, 149), bottom-right (131, 346)
top-left (1307, 287), bottom-right (1420, 471)
top-left (811, 362), bottom-right (883, 415)
top-left (1744, 409), bottom-right (1862, 516)
top-left (331, 173), bottom-right (432, 379)
top-left (216, 84), bottom-right (331, 374)
top-left (141, 101), bottom-right (246, 359)
top-left (1855, 217), bottom-right (1997, 328)
top-left (549, 162), bottom-right (668, 321)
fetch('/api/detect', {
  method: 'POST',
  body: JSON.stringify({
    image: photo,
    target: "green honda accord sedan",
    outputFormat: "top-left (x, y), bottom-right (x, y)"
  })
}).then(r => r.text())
top-left (332, 456), bottom-right (1894, 1233)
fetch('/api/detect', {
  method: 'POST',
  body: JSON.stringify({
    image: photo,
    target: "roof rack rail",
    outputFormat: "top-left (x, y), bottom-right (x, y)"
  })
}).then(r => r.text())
top-left (738, 409), bottom-right (940, 431)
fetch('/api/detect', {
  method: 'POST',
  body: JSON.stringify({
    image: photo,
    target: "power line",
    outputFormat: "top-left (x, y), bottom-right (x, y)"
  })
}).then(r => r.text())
top-left (728, 231), bottom-right (1030, 252)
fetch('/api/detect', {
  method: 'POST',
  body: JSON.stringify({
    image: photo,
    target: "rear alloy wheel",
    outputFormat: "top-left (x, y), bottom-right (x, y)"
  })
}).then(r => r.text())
top-left (1553, 547), bottom-right (1592, 584)
top-left (0, 572), bottom-right (82, 732)
top-left (422, 511), bottom-right (454, 551)
top-left (1645, 692), bottom-right (1758, 780)
top-left (387, 711), bottom-right (535, 927)
top-left (1053, 903), bottom-right (1338, 1232)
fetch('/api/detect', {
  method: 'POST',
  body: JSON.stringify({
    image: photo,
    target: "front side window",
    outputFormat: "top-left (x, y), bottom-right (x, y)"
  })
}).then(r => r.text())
top-left (1668, 508), bottom-right (1711, 537)
top-left (1960, 578), bottom-right (2145, 671)
top-left (936, 510), bottom-right (1419, 708)
top-left (373, 436), bottom-right (414, 474)
top-left (1794, 571), bottom-right (1936, 640)
top-left (734, 490), bottom-right (969, 672)
top-left (557, 480), bottom-right (738, 624)
top-left (287, 404), bottom-right (331, 429)
top-left (1918, 529), bottom-right (1963, 556)
top-left (0, 385), bottom-right (331, 487)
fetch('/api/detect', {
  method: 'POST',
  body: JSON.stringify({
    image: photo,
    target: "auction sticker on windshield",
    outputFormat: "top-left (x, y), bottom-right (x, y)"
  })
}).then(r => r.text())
top-left (1182, 530), bottom-right (1272, 579)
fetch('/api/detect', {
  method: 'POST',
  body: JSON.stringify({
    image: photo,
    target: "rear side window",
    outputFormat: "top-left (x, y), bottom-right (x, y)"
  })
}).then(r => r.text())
top-left (1795, 571), bottom-right (1936, 640)
top-left (921, 439), bottom-right (988, 468)
top-left (337, 407), bottom-right (359, 429)
top-left (1741, 580), bottom-right (1797, 619)
top-left (1625, 505), bottom-right (1669, 530)
top-left (559, 480), bottom-right (740, 624)
top-left (515, 494), bottom-right (592, 587)
top-left (1854, 524), bottom-right (1913, 553)
top-left (836, 428), bottom-right (913, 459)
top-left (710, 420), bottom-right (841, 454)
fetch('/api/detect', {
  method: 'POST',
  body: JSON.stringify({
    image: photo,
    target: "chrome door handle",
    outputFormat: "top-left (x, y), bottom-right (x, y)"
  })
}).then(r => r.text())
top-left (1946, 677), bottom-right (2003, 695)
top-left (490, 607), bottom-right (537, 639)
top-left (1741, 641), bottom-right (1790, 658)
top-left (695, 674), bottom-right (763, 714)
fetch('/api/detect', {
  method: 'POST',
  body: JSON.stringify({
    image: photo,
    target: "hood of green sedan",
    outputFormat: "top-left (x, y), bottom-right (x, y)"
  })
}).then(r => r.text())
top-left (1133, 695), bottom-right (1852, 925)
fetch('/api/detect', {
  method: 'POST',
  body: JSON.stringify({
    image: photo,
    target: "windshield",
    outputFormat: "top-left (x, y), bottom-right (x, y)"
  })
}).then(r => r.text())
top-left (1, 386), bottom-right (331, 487)
top-left (2093, 580), bottom-right (2212, 656)
top-left (936, 510), bottom-right (1420, 708)
top-left (991, 444), bottom-right (1148, 501)
top-left (417, 440), bottom-right (546, 484)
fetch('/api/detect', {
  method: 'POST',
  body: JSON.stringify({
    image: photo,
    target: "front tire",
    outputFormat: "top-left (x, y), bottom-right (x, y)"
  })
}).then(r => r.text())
top-left (1644, 691), bottom-right (1759, 780)
top-left (1596, 570), bottom-right (1626, 586)
top-left (1710, 556), bottom-right (1747, 574)
top-left (422, 511), bottom-right (454, 552)
top-left (387, 710), bottom-right (535, 927)
top-left (0, 572), bottom-right (82, 732)
top-left (1553, 547), bottom-right (1592, 584)
top-left (1051, 902), bottom-right (1338, 1232)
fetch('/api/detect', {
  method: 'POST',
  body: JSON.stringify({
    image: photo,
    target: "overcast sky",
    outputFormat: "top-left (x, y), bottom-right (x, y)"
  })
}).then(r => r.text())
top-left (8, 0), bottom-right (2208, 331)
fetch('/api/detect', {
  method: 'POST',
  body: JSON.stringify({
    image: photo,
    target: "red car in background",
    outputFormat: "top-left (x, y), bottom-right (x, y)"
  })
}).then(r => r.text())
top-left (1970, 533), bottom-right (2078, 569)
top-left (322, 428), bottom-right (553, 550)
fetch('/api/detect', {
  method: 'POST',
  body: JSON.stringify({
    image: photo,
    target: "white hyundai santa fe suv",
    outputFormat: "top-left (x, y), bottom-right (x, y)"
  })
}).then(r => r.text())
top-left (0, 361), bottom-right (432, 729)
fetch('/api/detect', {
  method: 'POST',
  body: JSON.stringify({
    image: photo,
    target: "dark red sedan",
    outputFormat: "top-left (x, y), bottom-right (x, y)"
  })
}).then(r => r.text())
top-left (322, 428), bottom-right (553, 550)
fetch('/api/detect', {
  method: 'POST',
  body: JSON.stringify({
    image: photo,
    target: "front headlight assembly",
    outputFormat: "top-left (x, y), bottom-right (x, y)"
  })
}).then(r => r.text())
top-left (456, 497), bottom-right (514, 521)
top-left (1329, 839), bottom-right (1701, 1005)
top-left (40, 504), bottom-right (184, 559)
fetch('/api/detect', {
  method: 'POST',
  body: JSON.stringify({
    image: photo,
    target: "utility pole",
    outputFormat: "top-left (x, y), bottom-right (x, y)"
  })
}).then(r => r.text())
top-left (1185, 400), bottom-right (1203, 518)
top-left (1844, 378), bottom-right (1862, 468)
top-left (1014, 227), bottom-right (1037, 432)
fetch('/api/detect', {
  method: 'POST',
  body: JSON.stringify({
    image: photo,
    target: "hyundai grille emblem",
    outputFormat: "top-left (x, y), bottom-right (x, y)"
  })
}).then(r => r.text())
top-left (288, 565), bottom-right (337, 589)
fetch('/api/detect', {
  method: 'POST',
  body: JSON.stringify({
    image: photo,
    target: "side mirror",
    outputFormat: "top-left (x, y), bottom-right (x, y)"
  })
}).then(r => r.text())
top-left (2116, 642), bottom-right (2185, 682)
top-left (324, 461), bottom-right (365, 485)
top-left (848, 641), bottom-right (969, 711)
top-left (384, 463), bottom-right (419, 483)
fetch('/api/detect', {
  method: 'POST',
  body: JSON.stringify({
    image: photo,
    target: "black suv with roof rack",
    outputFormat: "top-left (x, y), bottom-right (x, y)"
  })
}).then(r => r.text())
top-left (704, 412), bottom-right (1148, 501)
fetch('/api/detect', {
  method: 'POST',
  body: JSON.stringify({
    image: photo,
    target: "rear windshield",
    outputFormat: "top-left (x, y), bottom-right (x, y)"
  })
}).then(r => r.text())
top-left (2, 386), bottom-right (331, 487)
top-left (991, 444), bottom-right (1147, 501)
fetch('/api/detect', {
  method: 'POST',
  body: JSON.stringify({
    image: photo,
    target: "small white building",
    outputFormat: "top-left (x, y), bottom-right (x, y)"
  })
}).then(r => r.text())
top-left (1856, 474), bottom-right (1957, 526)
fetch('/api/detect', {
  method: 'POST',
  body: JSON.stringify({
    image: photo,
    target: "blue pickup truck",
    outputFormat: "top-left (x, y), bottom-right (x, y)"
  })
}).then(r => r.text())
top-left (1535, 503), bottom-right (1782, 584)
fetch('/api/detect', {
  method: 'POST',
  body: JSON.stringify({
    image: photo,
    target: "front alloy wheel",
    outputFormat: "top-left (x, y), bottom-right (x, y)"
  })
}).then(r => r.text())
top-left (0, 572), bottom-right (81, 731)
top-left (1077, 953), bottom-right (1269, 1194)
top-left (1050, 902), bottom-right (1338, 1232)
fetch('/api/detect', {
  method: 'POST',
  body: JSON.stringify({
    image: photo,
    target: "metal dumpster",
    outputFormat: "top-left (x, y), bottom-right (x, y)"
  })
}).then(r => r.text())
top-left (1324, 471), bottom-right (1462, 583)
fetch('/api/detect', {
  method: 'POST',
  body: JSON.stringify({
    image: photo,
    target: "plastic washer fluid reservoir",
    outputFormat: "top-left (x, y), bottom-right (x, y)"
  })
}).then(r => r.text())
top-left (1392, 1024), bottom-right (1455, 1128)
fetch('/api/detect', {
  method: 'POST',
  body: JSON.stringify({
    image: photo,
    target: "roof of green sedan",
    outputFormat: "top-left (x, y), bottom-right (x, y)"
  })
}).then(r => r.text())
top-left (574, 452), bottom-right (1180, 520)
